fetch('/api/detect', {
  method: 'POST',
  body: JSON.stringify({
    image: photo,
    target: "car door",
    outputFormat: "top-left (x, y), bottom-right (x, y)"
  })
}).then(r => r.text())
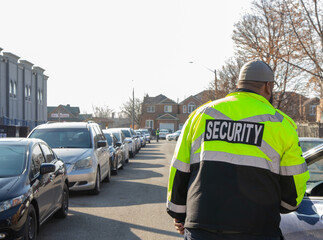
top-left (30, 144), bottom-right (54, 222)
top-left (280, 144), bottom-right (323, 239)
top-left (93, 125), bottom-right (109, 179)
top-left (40, 142), bottom-right (64, 210)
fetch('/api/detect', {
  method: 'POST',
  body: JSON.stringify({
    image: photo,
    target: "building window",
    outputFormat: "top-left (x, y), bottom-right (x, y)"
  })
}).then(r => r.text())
top-left (146, 120), bottom-right (153, 128)
top-left (309, 105), bottom-right (316, 116)
top-left (183, 105), bottom-right (187, 113)
top-left (9, 81), bottom-right (13, 96)
top-left (147, 106), bottom-right (155, 113)
top-left (13, 82), bottom-right (17, 97)
top-left (188, 102), bottom-right (196, 113)
top-left (164, 105), bottom-right (172, 113)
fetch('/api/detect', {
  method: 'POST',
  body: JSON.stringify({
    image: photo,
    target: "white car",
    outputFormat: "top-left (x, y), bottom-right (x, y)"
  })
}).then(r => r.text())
top-left (166, 130), bottom-right (182, 141)
top-left (159, 129), bottom-right (172, 139)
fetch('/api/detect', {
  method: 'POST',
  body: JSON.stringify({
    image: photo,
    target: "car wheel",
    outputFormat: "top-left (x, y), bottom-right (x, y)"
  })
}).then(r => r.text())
top-left (55, 183), bottom-right (69, 218)
top-left (89, 169), bottom-right (100, 195)
top-left (103, 166), bottom-right (111, 182)
top-left (25, 205), bottom-right (37, 240)
top-left (112, 165), bottom-right (118, 175)
top-left (176, 136), bottom-right (179, 141)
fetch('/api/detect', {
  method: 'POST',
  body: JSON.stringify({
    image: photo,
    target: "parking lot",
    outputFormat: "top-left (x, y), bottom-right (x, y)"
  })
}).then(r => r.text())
top-left (37, 140), bottom-right (182, 240)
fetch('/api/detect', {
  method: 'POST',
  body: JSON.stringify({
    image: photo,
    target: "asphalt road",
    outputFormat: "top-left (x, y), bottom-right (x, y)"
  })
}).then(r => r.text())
top-left (38, 140), bottom-right (182, 240)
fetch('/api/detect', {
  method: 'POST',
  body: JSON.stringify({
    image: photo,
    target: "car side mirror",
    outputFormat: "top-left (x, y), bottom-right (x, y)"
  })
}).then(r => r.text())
top-left (115, 142), bottom-right (122, 147)
top-left (40, 163), bottom-right (56, 175)
top-left (97, 140), bottom-right (107, 148)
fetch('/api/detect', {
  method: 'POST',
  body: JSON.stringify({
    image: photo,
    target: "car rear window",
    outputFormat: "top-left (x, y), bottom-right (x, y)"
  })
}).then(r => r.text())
top-left (0, 145), bottom-right (26, 177)
top-left (121, 130), bottom-right (131, 138)
top-left (29, 128), bottom-right (92, 148)
top-left (104, 134), bottom-right (113, 146)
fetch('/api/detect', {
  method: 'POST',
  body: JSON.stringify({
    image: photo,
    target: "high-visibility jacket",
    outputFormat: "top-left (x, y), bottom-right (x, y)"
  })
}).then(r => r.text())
top-left (166, 91), bottom-right (309, 237)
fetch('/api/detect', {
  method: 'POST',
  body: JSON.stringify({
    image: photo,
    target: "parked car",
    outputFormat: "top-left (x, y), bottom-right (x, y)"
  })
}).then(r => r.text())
top-left (28, 121), bottom-right (110, 195)
top-left (299, 137), bottom-right (323, 153)
top-left (138, 128), bottom-right (151, 143)
top-left (280, 143), bottom-right (323, 239)
top-left (159, 129), bottom-right (172, 140)
top-left (166, 130), bottom-right (182, 141)
top-left (118, 128), bottom-right (137, 157)
top-left (105, 128), bottom-right (130, 163)
top-left (130, 128), bottom-right (141, 152)
top-left (102, 130), bottom-right (124, 175)
top-left (0, 138), bottom-right (69, 239)
top-left (135, 130), bottom-right (146, 147)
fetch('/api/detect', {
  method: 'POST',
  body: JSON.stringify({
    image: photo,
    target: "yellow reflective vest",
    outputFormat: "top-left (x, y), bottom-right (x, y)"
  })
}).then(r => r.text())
top-left (167, 91), bottom-right (309, 236)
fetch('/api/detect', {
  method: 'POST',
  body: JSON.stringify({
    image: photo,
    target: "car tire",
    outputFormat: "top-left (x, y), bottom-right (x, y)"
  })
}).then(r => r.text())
top-left (89, 169), bottom-right (101, 195)
top-left (112, 166), bottom-right (118, 175)
top-left (25, 204), bottom-right (37, 240)
top-left (103, 166), bottom-right (111, 183)
top-left (55, 183), bottom-right (69, 218)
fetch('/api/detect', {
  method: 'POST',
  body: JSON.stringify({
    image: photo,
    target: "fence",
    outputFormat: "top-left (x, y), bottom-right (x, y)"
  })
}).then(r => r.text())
top-left (297, 123), bottom-right (323, 138)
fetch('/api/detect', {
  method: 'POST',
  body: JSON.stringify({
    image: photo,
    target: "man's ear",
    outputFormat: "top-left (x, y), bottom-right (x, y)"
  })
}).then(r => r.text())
top-left (264, 82), bottom-right (272, 95)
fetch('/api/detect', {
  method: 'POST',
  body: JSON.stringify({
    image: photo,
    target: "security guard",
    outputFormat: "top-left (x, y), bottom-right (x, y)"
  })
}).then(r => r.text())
top-left (166, 60), bottom-right (309, 240)
top-left (156, 128), bottom-right (160, 142)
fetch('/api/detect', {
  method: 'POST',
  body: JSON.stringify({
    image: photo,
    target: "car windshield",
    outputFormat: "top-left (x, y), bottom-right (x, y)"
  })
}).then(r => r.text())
top-left (29, 128), bottom-right (92, 148)
top-left (111, 132), bottom-right (121, 142)
top-left (121, 130), bottom-right (131, 138)
top-left (140, 129), bottom-right (149, 134)
top-left (104, 134), bottom-right (113, 146)
top-left (300, 140), bottom-right (323, 153)
top-left (0, 145), bottom-right (26, 177)
top-left (307, 159), bottom-right (323, 183)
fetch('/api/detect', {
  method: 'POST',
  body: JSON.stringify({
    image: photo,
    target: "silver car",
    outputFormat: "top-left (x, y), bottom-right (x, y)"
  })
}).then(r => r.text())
top-left (28, 121), bottom-right (111, 195)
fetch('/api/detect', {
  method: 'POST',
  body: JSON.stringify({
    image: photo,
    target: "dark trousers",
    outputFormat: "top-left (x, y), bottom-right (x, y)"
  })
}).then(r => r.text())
top-left (184, 228), bottom-right (281, 240)
top-left (156, 135), bottom-right (159, 142)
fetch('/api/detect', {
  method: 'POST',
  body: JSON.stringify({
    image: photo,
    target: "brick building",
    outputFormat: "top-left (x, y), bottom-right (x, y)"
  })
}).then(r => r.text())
top-left (140, 91), bottom-right (212, 132)
top-left (140, 91), bottom-right (321, 132)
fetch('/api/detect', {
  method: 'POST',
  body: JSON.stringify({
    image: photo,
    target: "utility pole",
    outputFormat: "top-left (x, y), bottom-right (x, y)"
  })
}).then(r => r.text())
top-left (189, 61), bottom-right (217, 99)
top-left (132, 86), bottom-right (135, 130)
top-left (214, 69), bottom-right (217, 99)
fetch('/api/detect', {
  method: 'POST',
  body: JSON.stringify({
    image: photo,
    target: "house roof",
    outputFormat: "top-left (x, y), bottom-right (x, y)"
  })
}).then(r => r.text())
top-left (48, 104), bottom-right (80, 116)
top-left (144, 94), bottom-right (176, 104)
top-left (179, 95), bottom-right (202, 105)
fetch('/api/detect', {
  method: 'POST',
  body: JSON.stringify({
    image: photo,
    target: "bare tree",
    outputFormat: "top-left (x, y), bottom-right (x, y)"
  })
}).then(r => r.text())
top-left (206, 57), bottom-right (245, 98)
top-left (121, 97), bottom-right (142, 127)
top-left (279, 0), bottom-right (323, 98)
top-left (92, 105), bottom-right (112, 118)
top-left (232, 0), bottom-right (305, 111)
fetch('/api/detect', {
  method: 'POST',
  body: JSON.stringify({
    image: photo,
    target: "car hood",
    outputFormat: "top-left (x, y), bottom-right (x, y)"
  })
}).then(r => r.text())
top-left (53, 148), bottom-right (92, 163)
top-left (281, 198), bottom-right (323, 239)
top-left (0, 176), bottom-right (20, 201)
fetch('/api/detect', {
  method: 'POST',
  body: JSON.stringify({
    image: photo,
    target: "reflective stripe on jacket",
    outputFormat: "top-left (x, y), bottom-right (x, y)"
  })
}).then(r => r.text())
top-left (166, 91), bottom-right (309, 237)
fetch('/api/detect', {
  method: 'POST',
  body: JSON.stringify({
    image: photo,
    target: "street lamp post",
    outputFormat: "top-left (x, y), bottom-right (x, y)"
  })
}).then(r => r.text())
top-left (189, 62), bottom-right (217, 99)
top-left (132, 81), bottom-right (135, 131)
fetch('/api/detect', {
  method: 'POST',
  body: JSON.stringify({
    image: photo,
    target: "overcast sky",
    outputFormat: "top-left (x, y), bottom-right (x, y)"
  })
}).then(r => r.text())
top-left (1, 0), bottom-right (252, 113)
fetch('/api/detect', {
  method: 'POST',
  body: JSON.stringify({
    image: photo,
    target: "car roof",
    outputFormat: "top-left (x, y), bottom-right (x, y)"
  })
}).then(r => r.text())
top-left (34, 122), bottom-right (95, 129)
top-left (104, 129), bottom-right (121, 133)
top-left (0, 137), bottom-right (44, 146)
top-left (299, 137), bottom-right (323, 142)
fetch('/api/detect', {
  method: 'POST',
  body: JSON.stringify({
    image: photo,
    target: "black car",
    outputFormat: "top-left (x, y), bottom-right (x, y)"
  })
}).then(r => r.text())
top-left (102, 130), bottom-right (124, 175)
top-left (0, 138), bottom-right (69, 240)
